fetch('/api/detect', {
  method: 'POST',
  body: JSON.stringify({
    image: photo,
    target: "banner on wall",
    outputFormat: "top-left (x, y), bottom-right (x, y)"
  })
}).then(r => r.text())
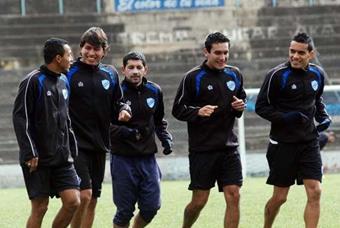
top-left (114, 0), bottom-right (224, 12)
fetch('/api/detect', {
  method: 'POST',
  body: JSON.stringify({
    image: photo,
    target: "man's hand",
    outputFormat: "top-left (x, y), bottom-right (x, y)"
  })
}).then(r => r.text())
top-left (26, 157), bottom-right (38, 173)
top-left (119, 126), bottom-right (141, 141)
top-left (231, 96), bottom-right (245, 111)
top-left (162, 139), bottom-right (173, 155)
top-left (316, 118), bottom-right (331, 132)
top-left (282, 111), bottom-right (309, 124)
top-left (118, 110), bottom-right (131, 122)
top-left (198, 105), bottom-right (218, 117)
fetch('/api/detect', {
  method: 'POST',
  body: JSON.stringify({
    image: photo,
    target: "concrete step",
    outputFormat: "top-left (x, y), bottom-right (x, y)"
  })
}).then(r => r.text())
top-left (0, 23), bottom-right (124, 37)
top-left (0, 12), bottom-right (105, 25)
top-left (257, 5), bottom-right (340, 17)
top-left (249, 34), bottom-right (340, 49)
top-left (256, 14), bottom-right (340, 27)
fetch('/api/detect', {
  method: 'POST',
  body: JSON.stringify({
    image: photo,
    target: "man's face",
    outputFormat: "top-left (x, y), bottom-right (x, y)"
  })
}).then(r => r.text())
top-left (80, 42), bottom-right (105, 65)
top-left (59, 44), bottom-right (73, 72)
top-left (122, 59), bottom-right (147, 86)
top-left (289, 41), bottom-right (314, 69)
top-left (204, 42), bottom-right (229, 70)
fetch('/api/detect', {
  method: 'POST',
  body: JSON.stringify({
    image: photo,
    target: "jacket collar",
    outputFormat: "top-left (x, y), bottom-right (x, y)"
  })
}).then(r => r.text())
top-left (40, 65), bottom-right (61, 78)
top-left (122, 77), bottom-right (147, 91)
top-left (286, 61), bottom-right (310, 73)
top-left (201, 60), bottom-right (225, 73)
top-left (75, 58), bottom-right (100, 71)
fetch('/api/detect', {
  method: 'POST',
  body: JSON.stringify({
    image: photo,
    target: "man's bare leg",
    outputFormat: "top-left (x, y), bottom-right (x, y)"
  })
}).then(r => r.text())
top-left (223, 185), bottom-right (240, 228)
top-left (26, 197), bottom-right (49, 228)
top-left (303, 179), bottom-right (321, 228)
top-left (182, 190), bottom-right (210, 228)
top-left (71, 189), bottom-right (92, 228)
top-left (264, 186), bottom-right (290, 228)
top-left (52, 189), bottom-right (80, 228)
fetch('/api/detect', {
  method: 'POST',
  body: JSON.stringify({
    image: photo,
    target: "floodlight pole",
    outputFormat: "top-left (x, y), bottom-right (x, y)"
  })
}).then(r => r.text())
top-left (97, 0), bottom-right (102, 13)
top-left (58, 0), bottom-right (64, 15)
top-left (20, 0), bottom-right (26, 16)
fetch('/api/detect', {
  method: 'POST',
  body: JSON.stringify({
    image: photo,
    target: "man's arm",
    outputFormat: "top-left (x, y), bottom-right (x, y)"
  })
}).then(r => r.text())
top-left (67, 110), bottom-right (78, 159)
top-left (12, 75), bottom-right (39, 166)
top-left (154, 89), bottom-right (173, 155)
top-left (231, 72), bottom-right (247, 118)
top-left (314, 68), bottom-right (331, 131)
top-left (172, 74), bottom-right (201, 122)
top-left (108, 66), bottom-right (131, 122)
top-left (255, 71), bottom-right (286, 124)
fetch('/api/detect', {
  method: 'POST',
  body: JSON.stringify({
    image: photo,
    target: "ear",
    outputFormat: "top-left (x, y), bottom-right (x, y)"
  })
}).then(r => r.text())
top-left (144, 65), bottom-right (149, 75)
top-left (55, 54), bottom-right (62, 63)
top-left (203, 48), bottom-right (209, 57)
top-left (309, 50), bottom-right (316, 60)
top-left (101, 47), bottom-right (108, 59)
top-left (121, 66), bottom-right (125, 76)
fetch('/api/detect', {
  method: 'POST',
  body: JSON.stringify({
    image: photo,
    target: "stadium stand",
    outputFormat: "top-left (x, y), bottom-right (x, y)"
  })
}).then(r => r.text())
top-left (1, 0), bottom-right (340, 164)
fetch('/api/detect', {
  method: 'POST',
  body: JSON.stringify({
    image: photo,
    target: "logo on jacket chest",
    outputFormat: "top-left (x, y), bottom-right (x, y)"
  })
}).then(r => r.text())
top-left (311, 80), bottom-right (318, 91)
top-left (102, 79), bottom-right (110, 90)
top-left (146, 98), bottom-right (155, 108)
top-left (62, 89), bottom-right (68, 100)
top-left (226, 81), bottom-right (236, 91)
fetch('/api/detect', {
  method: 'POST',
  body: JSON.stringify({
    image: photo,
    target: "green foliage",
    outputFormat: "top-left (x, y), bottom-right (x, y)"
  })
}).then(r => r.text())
top-left (0, 174), bottom-right (340, 227)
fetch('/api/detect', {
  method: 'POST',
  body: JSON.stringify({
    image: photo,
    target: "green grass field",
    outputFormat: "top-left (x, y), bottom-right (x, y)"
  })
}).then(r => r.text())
top-left (1, 174), bottom-right (340, 227)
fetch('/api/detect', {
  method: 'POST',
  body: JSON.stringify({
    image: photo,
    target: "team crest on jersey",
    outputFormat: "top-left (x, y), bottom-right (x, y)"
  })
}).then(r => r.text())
top-left (291, 84), bottom-right (297, 89)
top-left (226, 81), bottom-right (236, 91)
top-left (62, 89), bottom-right (68, 100)
top-left (146, 98), bottom-right (155, 108)
top-left (47, 91), bottom-right (52, 96)
top-left (78, 81), bottom-right (84, 87)
top-left (311, 80), bottom-right (318, 91)
top-left (102, 79), bottom-right (110, 90)
top-left (207, 85), bottom-right (213, 91)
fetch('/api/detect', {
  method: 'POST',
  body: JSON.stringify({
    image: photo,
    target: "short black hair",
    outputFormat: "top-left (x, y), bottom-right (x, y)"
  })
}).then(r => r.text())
top-left (43, 38), bottom-right (68, 64)
top-left (204, 32), bottom-right (230, 53)
top-left (80, 27), bottom-right (109, 51)
top-left (123, 51), bottom-right (146, 67)
top-left (292, 32), bottom-right (314, 51)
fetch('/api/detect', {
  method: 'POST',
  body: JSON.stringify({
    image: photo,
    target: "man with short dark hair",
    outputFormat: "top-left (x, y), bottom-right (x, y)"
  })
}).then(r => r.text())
top-left (67, 27), bottom-right (131, 228)
top-left (172, 32), bottom-right (246, 228)
top-left (110, 51), bottom-right (173, 228)
top-left (13, 38), bottom-right (80, 228)
top-left (255, 32), bottom-right (331, 228)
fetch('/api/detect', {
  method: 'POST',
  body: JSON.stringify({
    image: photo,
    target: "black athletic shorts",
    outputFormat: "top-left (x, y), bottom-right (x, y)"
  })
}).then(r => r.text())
top-left (266, 139), bottom-right (322, 187)
top-left (74, 150), bottom-right (106, 198)
top-left (188, 148), bottom-right (243, 192)
top-left (22, 163), bottom-right (80, 200)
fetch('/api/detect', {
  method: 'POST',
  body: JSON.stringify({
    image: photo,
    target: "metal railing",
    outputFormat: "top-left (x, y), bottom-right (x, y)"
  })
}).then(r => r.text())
top-left (19, 0), bottom-right (102, 16)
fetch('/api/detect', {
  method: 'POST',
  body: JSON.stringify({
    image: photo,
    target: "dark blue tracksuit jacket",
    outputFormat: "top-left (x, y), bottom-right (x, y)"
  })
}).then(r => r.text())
top-left (255, 61), bottom-right (330, 143)
top-left (172, 61), bottom-right (246, 153)
top-left (110, 78), bottom-right (172, 156)
top-left (13, 65), bottom-right (78, 166)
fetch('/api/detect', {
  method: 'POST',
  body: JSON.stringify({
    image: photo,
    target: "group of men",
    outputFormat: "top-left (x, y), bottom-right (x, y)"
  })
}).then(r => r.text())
top-left (12, 28), bottom-right (330, 228)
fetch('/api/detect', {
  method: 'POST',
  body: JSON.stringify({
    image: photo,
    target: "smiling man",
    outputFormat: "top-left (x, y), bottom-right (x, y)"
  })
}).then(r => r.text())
top-left (13, 38), bottom-right (80, 228)
top-left (255, 32), bottom-right (331, 228)
top-left (110, 51), bottom-right (173, 228)
top-left (66, 27), bottom-right (131, 228)
top-left (172, 32), bottom-right (246, 228)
